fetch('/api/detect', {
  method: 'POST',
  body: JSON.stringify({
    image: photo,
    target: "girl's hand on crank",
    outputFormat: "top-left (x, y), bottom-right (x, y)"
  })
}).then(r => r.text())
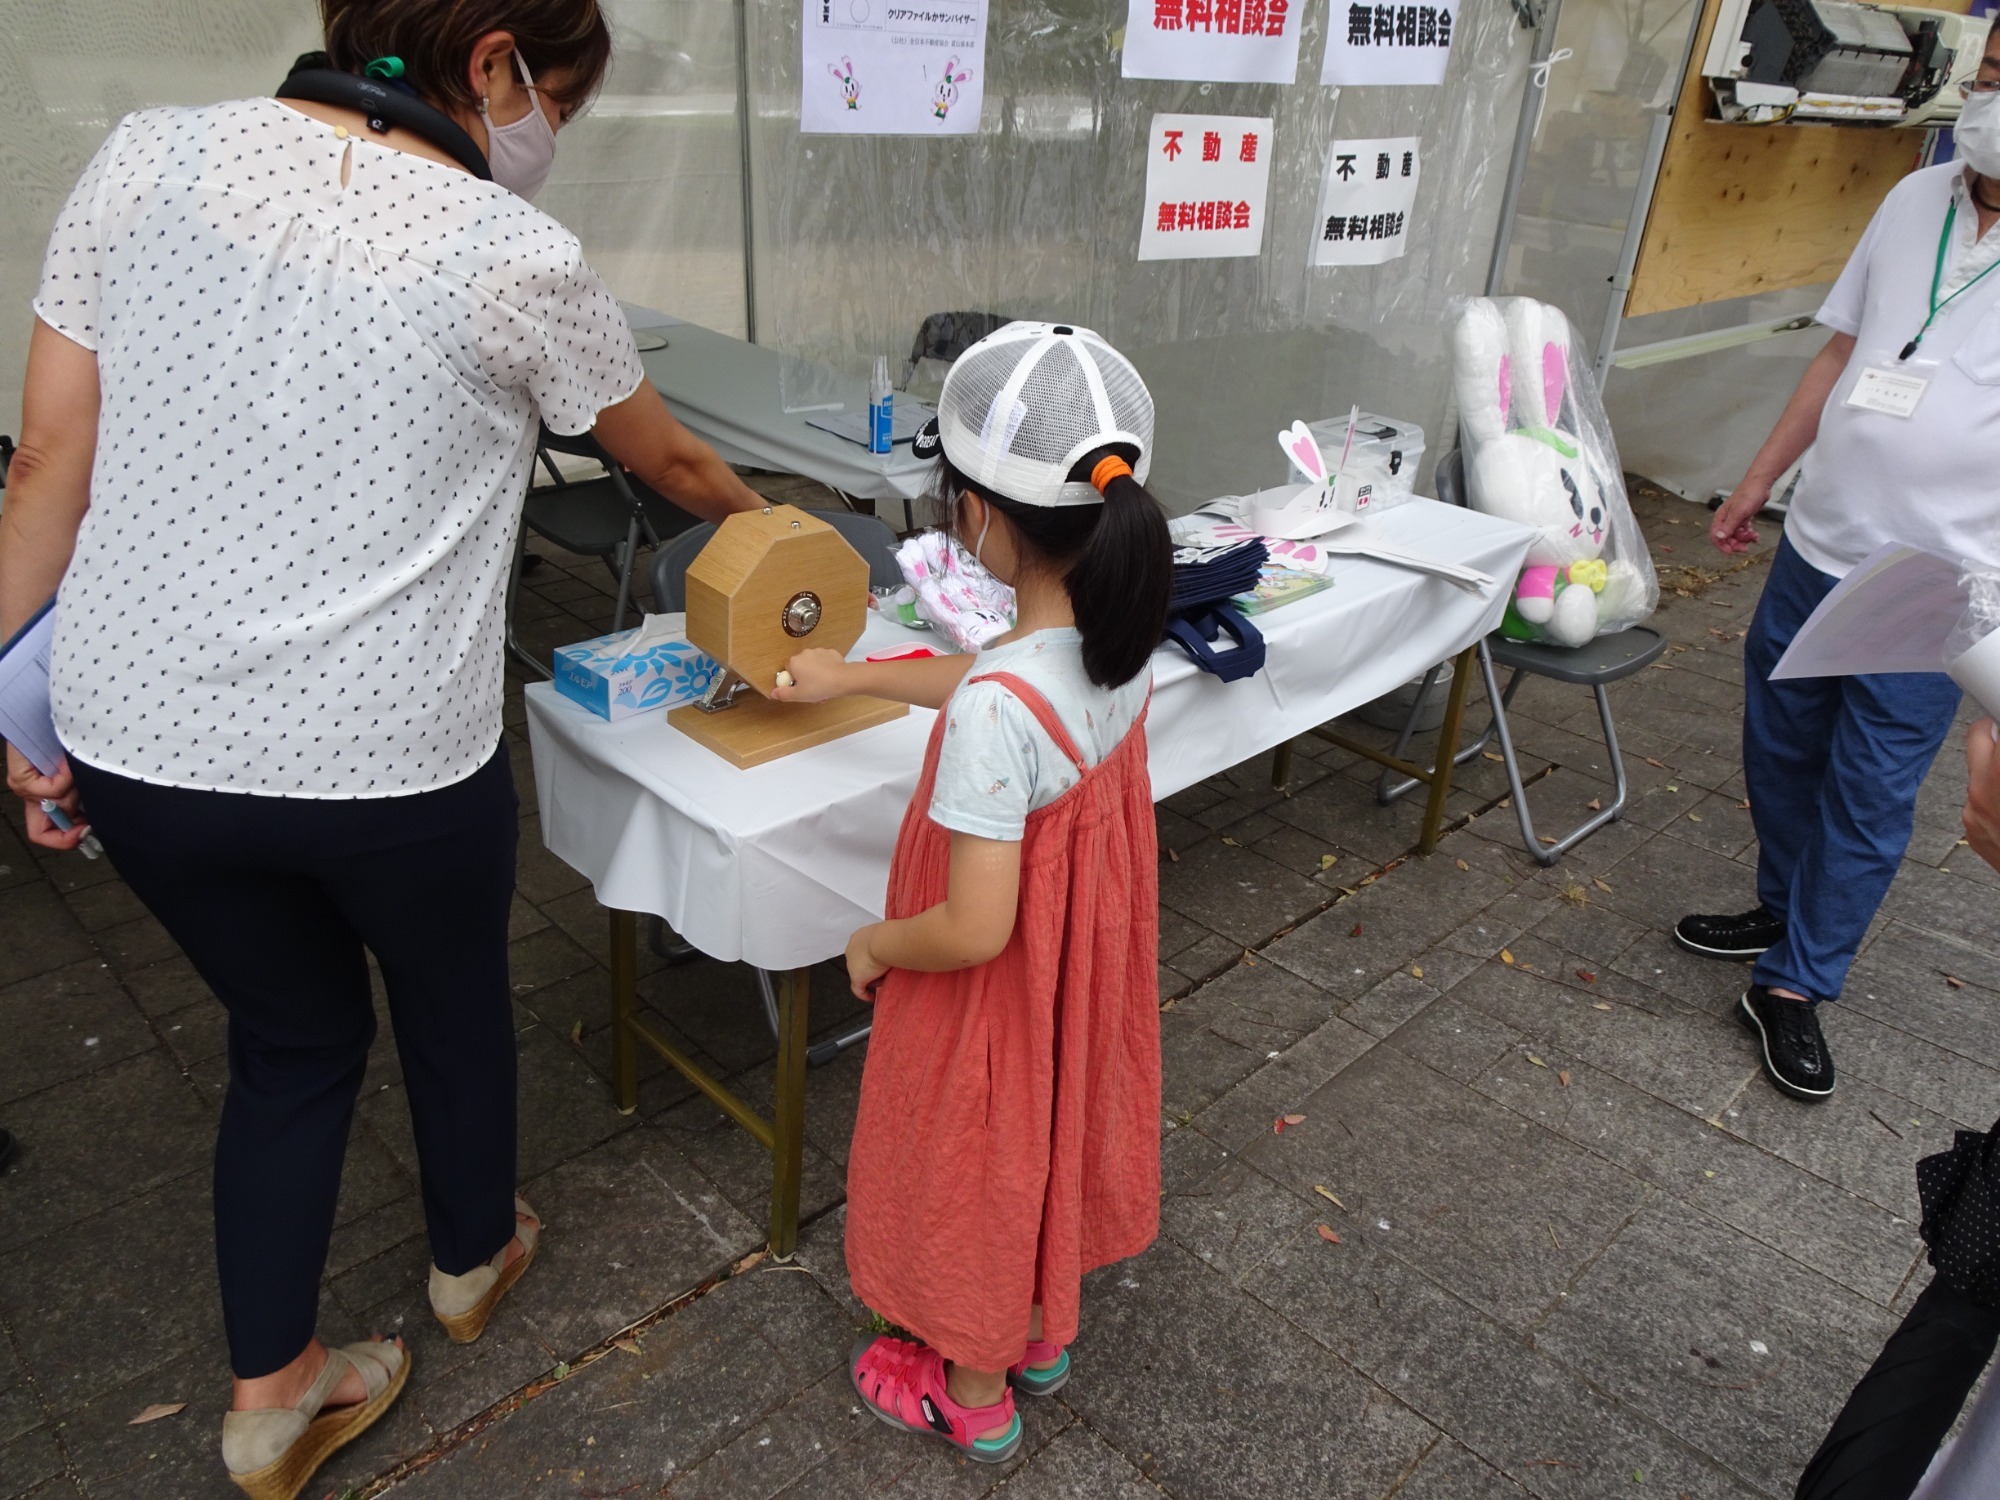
top-left (846, 924), bottom-right (890, 1002)
top-left (770, 648), bottom-right (851, 703)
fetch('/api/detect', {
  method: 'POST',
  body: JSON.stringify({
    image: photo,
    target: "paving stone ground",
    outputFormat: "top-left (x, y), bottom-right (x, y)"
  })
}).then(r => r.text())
top-left (2, 481), bottom-right (1995, 1499)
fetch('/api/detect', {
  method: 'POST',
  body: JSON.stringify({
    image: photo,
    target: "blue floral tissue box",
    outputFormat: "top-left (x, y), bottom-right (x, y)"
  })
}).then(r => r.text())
top-left (552, 617), bottom-right (722, 721)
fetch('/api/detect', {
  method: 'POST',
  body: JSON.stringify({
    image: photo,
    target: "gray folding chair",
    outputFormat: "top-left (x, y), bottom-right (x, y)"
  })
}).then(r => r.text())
top-left (647, 505), bottom-right (903, 1065)
top-left (1377, 450), bottom-right (1666, 865)
top-left (505, 425), bottom-right (703, 677)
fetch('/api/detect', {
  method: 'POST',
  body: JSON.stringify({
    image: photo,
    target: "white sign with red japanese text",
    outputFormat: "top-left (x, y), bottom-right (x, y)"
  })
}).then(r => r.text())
top-left (1320, 0), bottom-right (1457, 86)
top-left (1138, 114), bottom-right (1274, 261)
top-left (1121, 0), bottom-right (1304, 84)
top-left (800, 0), bottom-right (989, 135)
top-left (1312, 136), bottom-right (1419, 266)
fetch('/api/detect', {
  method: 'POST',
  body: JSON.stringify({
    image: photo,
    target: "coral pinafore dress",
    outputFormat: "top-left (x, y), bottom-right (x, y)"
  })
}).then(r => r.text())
top-left (845, 672), bottom-right (1162, 1371)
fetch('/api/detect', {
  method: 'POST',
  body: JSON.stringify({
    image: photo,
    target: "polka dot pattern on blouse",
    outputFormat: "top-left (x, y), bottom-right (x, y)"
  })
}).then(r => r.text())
top-left (34, 98), bottom-right (645, 798)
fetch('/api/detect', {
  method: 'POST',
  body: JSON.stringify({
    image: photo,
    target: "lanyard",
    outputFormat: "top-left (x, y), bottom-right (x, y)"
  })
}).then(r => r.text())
top-left (1902, 199), bottom-right (2000, 359)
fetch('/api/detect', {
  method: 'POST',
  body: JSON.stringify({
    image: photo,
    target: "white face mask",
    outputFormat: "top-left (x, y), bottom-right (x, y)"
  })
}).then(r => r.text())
top-left (1959, 90), bottom-right (2000, 179)
top-left (481, 51), bottom-right (558, 200)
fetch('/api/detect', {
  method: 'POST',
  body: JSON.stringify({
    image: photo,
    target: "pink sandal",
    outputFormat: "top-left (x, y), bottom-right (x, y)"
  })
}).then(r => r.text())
top-left (1008, 1338), bottom-right (1070, 1397)
top-left (849, 1334), bottom-right (1023, 1464)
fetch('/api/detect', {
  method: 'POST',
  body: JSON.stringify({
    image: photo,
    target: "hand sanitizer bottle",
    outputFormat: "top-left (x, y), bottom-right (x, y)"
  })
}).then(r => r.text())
top-left (868, 356), bottom-right (893, 455)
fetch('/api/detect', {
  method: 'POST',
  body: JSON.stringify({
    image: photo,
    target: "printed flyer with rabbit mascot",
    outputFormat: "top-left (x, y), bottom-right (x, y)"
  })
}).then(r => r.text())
top-left (1449, 297), bottom-right (1657, 647)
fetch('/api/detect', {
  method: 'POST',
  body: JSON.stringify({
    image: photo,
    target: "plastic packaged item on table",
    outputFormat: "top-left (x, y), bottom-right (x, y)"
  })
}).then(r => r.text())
top-left (1947, 567), bottom-right (2000, 716)
top-left (870, 583), bottom-right (931, 629)
top-left (553, 614), bottom-right (722, 720)
top-left (894, 529), bottom-right (1015, 653)
top-left (1304, 412), bottom-right (1424, 516)
top-left (1448, 296), bottom-right (1658, 648)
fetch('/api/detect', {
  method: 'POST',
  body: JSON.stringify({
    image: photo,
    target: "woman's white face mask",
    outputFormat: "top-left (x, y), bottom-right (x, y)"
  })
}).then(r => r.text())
top-left (481, 51), bottom-right (558, 200)
top-left (1959, 89), bottom-right (2000, 180)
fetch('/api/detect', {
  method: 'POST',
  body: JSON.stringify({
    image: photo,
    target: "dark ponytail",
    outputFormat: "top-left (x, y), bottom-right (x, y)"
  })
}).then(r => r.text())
top-left (934, 446), bottom-right (1174, 689)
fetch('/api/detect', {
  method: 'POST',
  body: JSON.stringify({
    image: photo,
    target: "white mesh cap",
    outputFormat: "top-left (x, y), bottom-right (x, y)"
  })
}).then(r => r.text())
top-left (936, 322), bottom-right (1154, 507)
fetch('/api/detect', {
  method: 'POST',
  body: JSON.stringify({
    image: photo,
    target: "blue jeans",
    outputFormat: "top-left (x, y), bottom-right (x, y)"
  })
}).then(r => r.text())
top-left (1743, 535), bottom-right (1961, 1002)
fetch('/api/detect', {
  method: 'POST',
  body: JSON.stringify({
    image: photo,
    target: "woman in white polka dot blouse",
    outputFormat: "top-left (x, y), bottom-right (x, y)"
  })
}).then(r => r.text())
top-left (0, 2), bottom-right (763, 1493)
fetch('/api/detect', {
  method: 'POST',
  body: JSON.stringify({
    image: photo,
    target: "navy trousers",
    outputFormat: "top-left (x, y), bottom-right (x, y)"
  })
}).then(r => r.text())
top-left (1743, 535), bottom-right (1961, 1002)
top-left (70, 748), bottom-right (519, 1379)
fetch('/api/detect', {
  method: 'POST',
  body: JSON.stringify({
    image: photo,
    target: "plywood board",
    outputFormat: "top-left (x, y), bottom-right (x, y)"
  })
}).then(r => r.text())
top-left (669, 695), bottom-right (907, 769)
top-left (1626, 0), bottom-right (1962, 317)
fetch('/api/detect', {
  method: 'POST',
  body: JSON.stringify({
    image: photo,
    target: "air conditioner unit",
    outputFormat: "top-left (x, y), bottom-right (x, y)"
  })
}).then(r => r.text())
top-left (1702, 1), bottom-right (1984, 127)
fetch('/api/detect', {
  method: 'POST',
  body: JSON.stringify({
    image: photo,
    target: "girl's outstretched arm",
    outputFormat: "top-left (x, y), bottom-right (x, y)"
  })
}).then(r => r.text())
top-left (845, 832), bottom-right (1020, 1000)
top-left (771, 646), bottom-right (974, 710)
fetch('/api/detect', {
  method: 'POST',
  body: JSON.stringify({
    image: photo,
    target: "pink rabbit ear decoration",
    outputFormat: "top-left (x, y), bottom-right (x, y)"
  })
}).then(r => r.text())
top-left (1542, 343), bottom-right (1567, 427)
top-left (1280, 420), bottom-right (1327, 485)
top-left (1496, 353), bottom-right (1513, 426)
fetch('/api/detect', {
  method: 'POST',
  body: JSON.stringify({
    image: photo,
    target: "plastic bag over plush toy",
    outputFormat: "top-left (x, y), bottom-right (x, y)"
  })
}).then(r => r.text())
top-left (1946, 568), bottom-right (2000, 717)
top-left (1447, 296), bottom-right (1658, 648)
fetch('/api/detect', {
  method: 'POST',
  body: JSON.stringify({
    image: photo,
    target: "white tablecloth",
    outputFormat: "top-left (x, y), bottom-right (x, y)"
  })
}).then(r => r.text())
top-left (627, 309), bottom-right (934, 505)
top-left (526, 498), bottom-right (1534, 971)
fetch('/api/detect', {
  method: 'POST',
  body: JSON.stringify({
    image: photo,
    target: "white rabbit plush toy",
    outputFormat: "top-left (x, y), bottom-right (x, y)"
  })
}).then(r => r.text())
top-left (1449, 297), bottom-right (1650, 648)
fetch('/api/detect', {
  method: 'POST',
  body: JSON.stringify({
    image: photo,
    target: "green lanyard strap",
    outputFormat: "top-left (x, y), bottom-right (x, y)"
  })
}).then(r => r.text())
top-left (1902, 199), bottom-right (2000, 360)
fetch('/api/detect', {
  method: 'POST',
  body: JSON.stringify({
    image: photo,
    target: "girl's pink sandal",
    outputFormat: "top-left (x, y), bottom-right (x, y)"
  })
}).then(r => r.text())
top-left (849, 1334), bottom-right (1023, 1464)
top-left (1008, 1338), bottom-right (1070, 1397)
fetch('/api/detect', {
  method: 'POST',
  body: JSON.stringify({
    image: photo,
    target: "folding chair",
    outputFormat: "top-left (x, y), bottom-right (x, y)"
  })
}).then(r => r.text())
top-left (1376, 450), bottom-right (1666, 865)
top-left (504, 425), bottom-right (703, 677)
top-left (647, 506), bottom-right (904, 1066)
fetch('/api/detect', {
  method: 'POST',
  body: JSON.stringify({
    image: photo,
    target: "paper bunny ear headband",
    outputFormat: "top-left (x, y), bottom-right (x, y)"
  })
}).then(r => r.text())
top-left (1280, 420), bottom-right (1329, 488)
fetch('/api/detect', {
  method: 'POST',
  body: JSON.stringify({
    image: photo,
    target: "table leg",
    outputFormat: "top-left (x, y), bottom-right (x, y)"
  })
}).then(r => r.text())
top-left (768, 966), bottom-right (810, 1259)
top-left (1270, 740), bottom-right (1294, 793)
top-left (1419, 645), bottom-right (1477, 855)
top-left (609, 909), bottom-right (639, 1115)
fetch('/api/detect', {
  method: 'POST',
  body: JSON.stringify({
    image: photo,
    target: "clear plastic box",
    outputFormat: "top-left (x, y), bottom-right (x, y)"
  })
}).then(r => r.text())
top-left (1305, 412), bottom-right (1426, 515)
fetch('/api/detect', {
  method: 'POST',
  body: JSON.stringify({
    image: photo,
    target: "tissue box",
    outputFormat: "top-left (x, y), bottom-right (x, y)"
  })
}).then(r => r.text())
top-left (553, 625), bottom-right (722, 721)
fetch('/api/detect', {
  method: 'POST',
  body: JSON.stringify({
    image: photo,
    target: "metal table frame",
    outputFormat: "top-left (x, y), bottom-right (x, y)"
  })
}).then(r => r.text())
top-left (1266, 642), bottom-right (1479, 856)
top-left (606, 911), bottom-right (813, 1257)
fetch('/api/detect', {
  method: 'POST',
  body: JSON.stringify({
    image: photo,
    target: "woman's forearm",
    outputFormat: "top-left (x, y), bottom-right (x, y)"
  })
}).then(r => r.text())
top-left (1, 322), bottom-right (99, 639)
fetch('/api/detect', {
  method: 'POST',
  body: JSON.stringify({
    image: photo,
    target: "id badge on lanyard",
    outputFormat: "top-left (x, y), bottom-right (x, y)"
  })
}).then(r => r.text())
top-left (1846, 361), bottom-right (1932, 418)
top-left (1859, 194), bottom-right (2000, 418)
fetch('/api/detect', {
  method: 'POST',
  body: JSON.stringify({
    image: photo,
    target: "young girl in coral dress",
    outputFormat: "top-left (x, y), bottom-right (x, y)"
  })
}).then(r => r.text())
top-left (773, 322), bottom-right (1173, 1462)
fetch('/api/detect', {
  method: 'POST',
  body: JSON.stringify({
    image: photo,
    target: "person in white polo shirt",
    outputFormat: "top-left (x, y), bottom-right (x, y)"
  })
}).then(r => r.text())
top-left (1674, 20), bottom-right (2000, 1106)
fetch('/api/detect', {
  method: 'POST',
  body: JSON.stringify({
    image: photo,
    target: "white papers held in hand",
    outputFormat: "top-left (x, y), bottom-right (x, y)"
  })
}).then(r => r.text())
top-left (0, 599), bottom-right (62, 777)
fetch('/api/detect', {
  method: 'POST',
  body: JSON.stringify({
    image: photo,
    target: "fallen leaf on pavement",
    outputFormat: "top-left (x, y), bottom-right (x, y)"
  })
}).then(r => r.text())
top-left (1666, 783), bottom-right (1680, 792)
top-left (1593, 1001), bottom-right (1613, 1011)
top-left (1454, 858), bottom-right (1469, 872)
top-left (1283, 1113), bottom-right (1307, 1126)
top-left (552, 1362), bottom-right (572, 1380)
top-left (1482, 751), bottom-right (1503, 762)
top-left (128, 1404), bottom-right (186, 1425)
top-left (1166, 847), bottom-right (1179, 862)
top-left (1319, 853), bottom-right (1338, 870)
top-left (1500, 949), bottom-right (1515, 965)
top-left (1644, 757), bottom-right (1666, 768)
top-left (1351, 923), bottom-right (1364, 937)
top-left (1738, 799), bottom-right (1752, 810)
top-left (1586, 798), bottom-right (1602, 812)
top-left (1946, 975), bottom-right (1967, 989)
top-left (1592, 878), bottom-right (1613, 893)
top-left (1527, 1054), bottom-right (1548, 1068)
top-left (613, 1337), bottom-right (642, 1356)
top-left (1220, 836), bottom-right (1241, 847)
top-left (1538, 835), bottom-right (1557, 845)
top-left (1314, 1184), bottom-right (1348, 1210)
top-left (569, 1021), bottom-right (583, 1045)
top-left (1557, 1070), bottom-right (1571, 1088)
top-left (1687, 812), bottom-right (1703, 822)
top-left (1576, 969), bottom-right (1597, 982)
top-left (1316, 1223), bottom-right (1342, 1244)
top-left (1411, 965), bottom-right (1424, 979)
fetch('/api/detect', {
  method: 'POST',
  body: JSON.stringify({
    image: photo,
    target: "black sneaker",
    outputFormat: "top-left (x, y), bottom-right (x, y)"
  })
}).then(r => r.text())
top-left (1737, 986), bottom-right (1835, 1102)
top-left (1674, 906), bottom-right (1786, 960)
